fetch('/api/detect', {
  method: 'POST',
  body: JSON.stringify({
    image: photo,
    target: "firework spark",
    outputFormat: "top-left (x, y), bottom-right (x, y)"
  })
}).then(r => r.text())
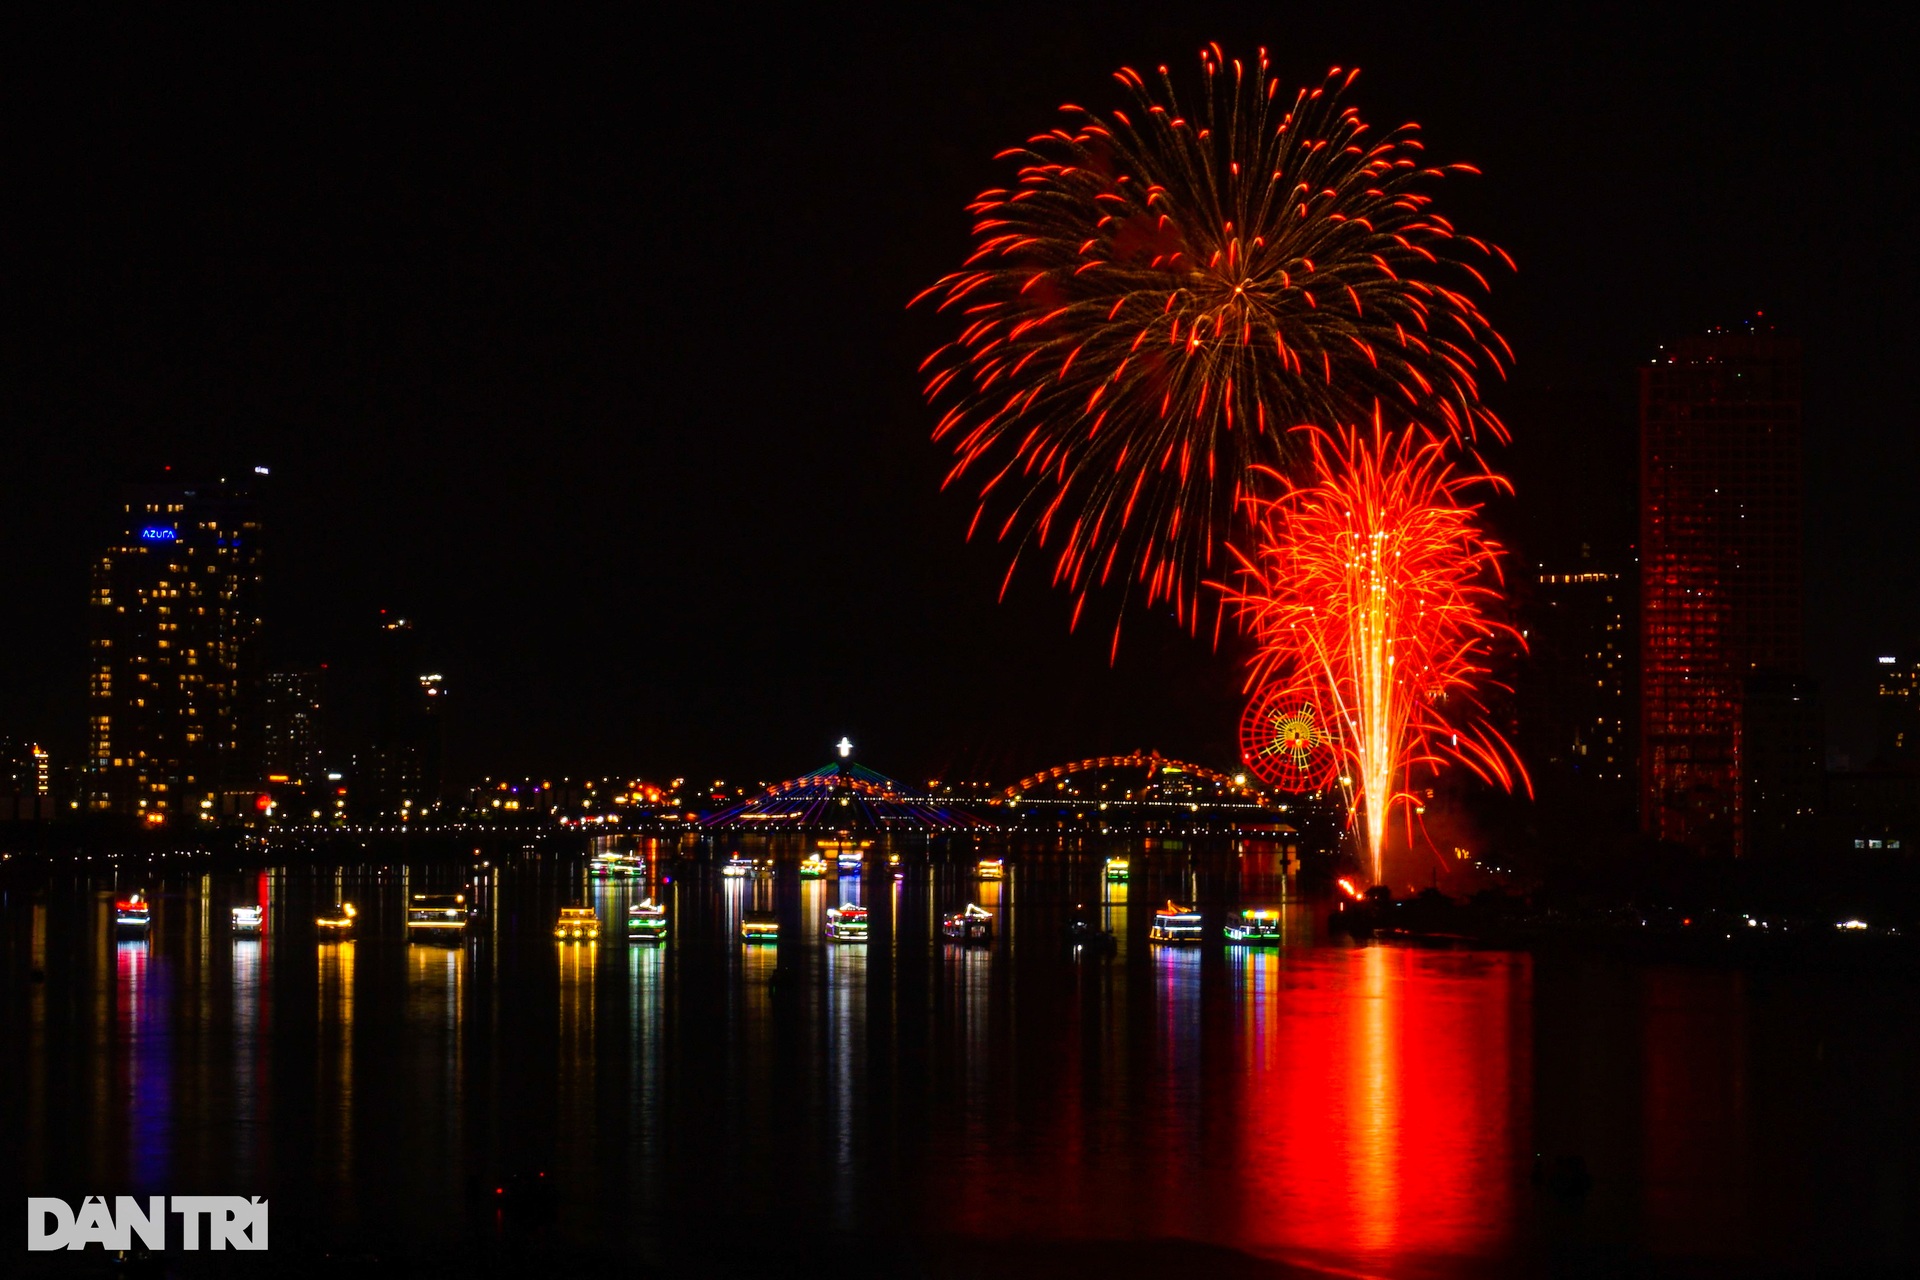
top-left (1225, 421), bottom-right (1528, 884)
top-left (914, 46), bottom-right (1514, 648)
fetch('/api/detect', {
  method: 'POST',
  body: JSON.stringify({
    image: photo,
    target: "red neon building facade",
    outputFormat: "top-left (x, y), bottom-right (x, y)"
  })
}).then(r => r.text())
top-left (1639, 331), bottom-right (1804, 855)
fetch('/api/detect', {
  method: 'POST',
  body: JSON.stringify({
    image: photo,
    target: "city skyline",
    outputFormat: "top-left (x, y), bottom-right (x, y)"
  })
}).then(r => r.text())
top-left (8, 12), bottom-right (1920, 1277)
top-left (3, 7), bottom-right (1916, 789)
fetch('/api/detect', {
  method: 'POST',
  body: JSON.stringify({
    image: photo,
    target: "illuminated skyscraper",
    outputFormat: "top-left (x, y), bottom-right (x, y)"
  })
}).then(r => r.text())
top-left (1520, 552), bottom-right (1631, 816)
top-left (86, 476), bottom-right (264, 824)
top-left (1639, 330), bottom-right (1805, 855)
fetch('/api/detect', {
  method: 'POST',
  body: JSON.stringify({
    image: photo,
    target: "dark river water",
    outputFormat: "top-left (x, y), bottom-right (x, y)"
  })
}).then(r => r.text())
top-left (3, 838), bottom-right (1918, 1278)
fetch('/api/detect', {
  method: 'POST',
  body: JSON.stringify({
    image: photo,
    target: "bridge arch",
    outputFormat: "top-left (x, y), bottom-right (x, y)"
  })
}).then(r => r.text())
top-left (1005, 750), bottom-right (1257, 799)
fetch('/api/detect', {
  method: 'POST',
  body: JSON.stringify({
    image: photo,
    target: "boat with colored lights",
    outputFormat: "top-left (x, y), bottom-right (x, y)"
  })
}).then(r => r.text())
top-left (589, 851), bottom-right (644, 878)
top-left (407, 892), bottom-right (471, 940)
top-left (316, 903), bottom-right (358, 936)
top-left (1149, 902), bottom-right (1203, 945)
top-left (554, 906), bottom-right (601, 943)
top-left (976, 858), bottom-right (1005, 880)
top-left (799, 854), bottom-right (828, 879)
top-left (741, 910), bottom-right (780, 945)
top-left (942, 903), bottom-right (993, 945)
top-left (825, 903), bottom-right (868, 942)
top-left (115, 893), bottom-right (152, 933)
top-left (1104, 857), bottom-right (1130, 882)
top-left (627, 899), bottom-right (668, 942)
top-left (721, 856), bottom-right (769, 879)
top-left (821, 838), bottom-right (872, 874)
top-left (1223, 909), bottom-right (1282, 945)
top-left (231, 905), bottom-right (264, 935)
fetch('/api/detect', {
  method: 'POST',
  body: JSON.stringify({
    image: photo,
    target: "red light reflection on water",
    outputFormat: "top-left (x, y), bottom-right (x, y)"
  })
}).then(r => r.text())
top-left (927, 942), bottom-right (1530, 1274)
top-left (1640, 968), bottom-right (1753, 1257)
top-left (1232, 946), bottom-right (1529, 1267)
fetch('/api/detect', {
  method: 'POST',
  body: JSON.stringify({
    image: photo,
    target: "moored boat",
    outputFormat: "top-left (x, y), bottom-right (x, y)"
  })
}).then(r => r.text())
top-left (825, 903), bottom-right (868, 942)
top-left (589, 851), bottom-right (644, 878)
top-left (942, 903), bottom-right (993, 945)
top-left (821, 838), bottom-right (873, 874)
top-left (115, 893), bottom-right (152, 933)
top-left (1149, 901), bottom-right (1203, 945)
top-left (1223, 909), bottom-right (1282, 945)
top-left (407, 892), bottom-right (471, 939)
top-left (627, 898), bottom-right (668, 942)
top-left (554, 906), bottom-right (600, 943)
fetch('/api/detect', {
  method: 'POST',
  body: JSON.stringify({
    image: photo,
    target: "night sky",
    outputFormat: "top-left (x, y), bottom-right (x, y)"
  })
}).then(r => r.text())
top-left (5, 5), bottom-right (1915, 786)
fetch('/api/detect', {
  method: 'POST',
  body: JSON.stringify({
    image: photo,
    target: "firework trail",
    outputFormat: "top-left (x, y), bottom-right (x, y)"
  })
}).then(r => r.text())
top-left (914, 46), bottom-right (1514, 650)
top-left (1225, 421), bottom-right (1528, 884)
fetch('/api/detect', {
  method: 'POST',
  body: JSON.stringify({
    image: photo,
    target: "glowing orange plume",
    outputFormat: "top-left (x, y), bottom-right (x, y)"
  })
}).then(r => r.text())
top-left (1225, 420), bottom-right (1529, 884)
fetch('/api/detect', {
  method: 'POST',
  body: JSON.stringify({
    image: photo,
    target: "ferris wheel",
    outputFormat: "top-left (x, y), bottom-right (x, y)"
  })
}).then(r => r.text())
top-left (1239, 686), bottom-right (1339, 792)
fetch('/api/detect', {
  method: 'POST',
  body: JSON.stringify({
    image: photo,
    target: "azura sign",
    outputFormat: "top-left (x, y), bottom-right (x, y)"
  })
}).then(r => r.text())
top-left (27, 1196), bottom-right (268, 1251)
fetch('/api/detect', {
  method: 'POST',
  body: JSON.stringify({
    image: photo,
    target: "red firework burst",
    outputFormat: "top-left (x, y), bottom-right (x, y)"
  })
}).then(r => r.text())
top-left (1224, 420), bottom-right (1528, 883)
top-left (914, 46), bottom-right (1514, 648)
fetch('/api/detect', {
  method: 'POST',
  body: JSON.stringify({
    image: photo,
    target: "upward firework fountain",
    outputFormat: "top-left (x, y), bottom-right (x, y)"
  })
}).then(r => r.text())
top-left (1226, 423), bottom-right (1528, 884)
